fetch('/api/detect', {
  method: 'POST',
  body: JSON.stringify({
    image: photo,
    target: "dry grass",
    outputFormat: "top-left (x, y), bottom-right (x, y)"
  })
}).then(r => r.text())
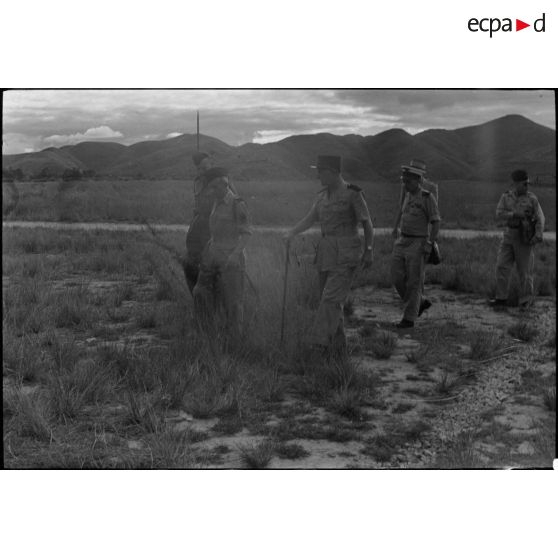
top-left (239, 439), bottom-right (276, 469)
top-left (366, 330), bottom-right (398, 359)
top-left (508, 321), bottom-right (539, 342)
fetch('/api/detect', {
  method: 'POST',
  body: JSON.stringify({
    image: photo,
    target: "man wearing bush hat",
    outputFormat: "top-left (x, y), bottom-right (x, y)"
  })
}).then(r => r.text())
top-left (392, 159), bottom-right (438, 239)
top-left (391, 160), bottom-right (441, 328)
top-left (284, 155), bottom-right (374, 356)
top-left (490, 169), bottom-right (545, 309)
top-left (184, 152), bottom-right (213, 294)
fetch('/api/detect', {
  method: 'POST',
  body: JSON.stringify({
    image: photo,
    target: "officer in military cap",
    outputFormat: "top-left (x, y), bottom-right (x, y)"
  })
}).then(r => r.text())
top-left (184, 152), bottom-right (213, 294)
top-left (193, 167), bottom-right (252, 343)
top-left (284, 155), bottom-right (374, 355)
top-left (391, 160), bottom-right (441, 328)
top-left (490, 169), bottom-right (545, 309)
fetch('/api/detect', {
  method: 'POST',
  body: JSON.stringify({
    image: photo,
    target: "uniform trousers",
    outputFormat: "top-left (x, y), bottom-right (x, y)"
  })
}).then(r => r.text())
top-left (309, 264), bottom-right (357, 349)
top-left (193, 259), bottom-right (244, 342)
top-left (495, 231), bottom-right (535, 306)
top-left (391, 236), bottom-right (427, 322)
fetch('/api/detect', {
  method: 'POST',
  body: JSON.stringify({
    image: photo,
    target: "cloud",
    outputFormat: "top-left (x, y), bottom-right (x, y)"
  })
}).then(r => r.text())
top-left (43, 125), bottom-right (124, 147)
top-left (2, 90), bottom-right (555, 154)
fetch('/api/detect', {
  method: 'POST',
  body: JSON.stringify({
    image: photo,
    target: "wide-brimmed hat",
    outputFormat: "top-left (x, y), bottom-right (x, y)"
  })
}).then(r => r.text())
top-left (401, 159), bottom-right (427, 177)
top-left (192, 151), bottom-right (210, 166)
top-left (205, 166), bottom-right (229, 183)
top-left (310, 155), bottom-right (342, 173)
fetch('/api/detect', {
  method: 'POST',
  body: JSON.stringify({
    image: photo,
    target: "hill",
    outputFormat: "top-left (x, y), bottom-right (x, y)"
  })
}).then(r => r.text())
top-left (3, 115), bottom-right (555, 182)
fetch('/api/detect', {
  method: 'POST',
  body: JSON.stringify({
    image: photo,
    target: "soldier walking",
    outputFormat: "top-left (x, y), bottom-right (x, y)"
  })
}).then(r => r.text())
top-left (489, 169), bottom-right (545, 309)
top-left (391, 161), bottom-right (441, 328)
top-left (193, 167), bottom-right (252, 343)
top-left (284, 155), bottom-right (374, 356)
top-left (184, 151), bottom-right (213, 294)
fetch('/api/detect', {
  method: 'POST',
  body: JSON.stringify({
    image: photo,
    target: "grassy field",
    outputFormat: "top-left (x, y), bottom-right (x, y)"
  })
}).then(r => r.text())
top-left (3, 178), bottom-right (556, 229)
top-left (3, 225), bottom-right (556, 468)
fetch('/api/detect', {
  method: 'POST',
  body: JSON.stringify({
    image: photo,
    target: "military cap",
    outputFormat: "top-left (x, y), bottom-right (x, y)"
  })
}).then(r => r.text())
top-left (310, 155), bottom-right (342, 173)
top-left (205, 166), bottom-right (229, 183)
top-left (511, 169), bottom-right (529, 182)
top-left (401, 159), bottom-right (427, 177)
top-left (192, 151), bottom-right (210, 166)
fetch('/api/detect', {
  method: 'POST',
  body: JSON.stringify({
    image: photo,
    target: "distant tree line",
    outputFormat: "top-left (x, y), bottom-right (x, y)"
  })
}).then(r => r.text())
top-left (2, 166), bottom-right (97, 181)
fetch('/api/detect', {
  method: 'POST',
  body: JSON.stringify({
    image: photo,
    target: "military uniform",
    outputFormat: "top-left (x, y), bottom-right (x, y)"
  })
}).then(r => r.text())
top-left (193, 189), bottom-right (252, 340)
top-left (495, 189), bottom-right (545, 306)
top-left (391, 188), bottom-right (441, 322)
top-left (184, 172), bottom-right (214, 293)
top-left (307, 184), bottom-right (371, 349)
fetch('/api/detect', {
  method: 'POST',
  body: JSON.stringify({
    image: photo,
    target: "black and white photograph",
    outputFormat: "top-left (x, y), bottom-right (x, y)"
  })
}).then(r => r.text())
top-left (3, 89), bottom-right (555, 470)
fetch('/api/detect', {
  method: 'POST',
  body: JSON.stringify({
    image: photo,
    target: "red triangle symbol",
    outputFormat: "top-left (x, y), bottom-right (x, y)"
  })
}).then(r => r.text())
top-left (516, 19), bottom-right (530, 31)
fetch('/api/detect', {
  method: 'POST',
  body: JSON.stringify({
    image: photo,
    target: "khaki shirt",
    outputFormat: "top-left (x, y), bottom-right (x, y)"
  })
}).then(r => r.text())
top-left (400, 188), bottom-right (441, 237)
top-left (205, 189), bottom-right (252, 266)
top-left (309, 184), bottom-right (372, 271)
top-left (496, 190), bottom-right (545, 237)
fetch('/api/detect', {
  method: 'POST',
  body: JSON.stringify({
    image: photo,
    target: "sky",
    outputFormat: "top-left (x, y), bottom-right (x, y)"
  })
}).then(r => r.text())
top-left (2, 89), bottom-right (555, 155)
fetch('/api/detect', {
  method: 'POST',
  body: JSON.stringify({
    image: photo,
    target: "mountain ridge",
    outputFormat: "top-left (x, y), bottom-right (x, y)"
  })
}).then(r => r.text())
top-left (3, 115), bottom-right (555, 182)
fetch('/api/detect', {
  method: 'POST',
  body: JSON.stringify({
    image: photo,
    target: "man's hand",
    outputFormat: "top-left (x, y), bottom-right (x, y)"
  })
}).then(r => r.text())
top-left (530, 233), bottom-right (543, 245)
top-left (391, 228), bottom-right (399, 239)
top-left (423, 242), bottom-right (433, 257)
top-left (513, 208), bottom-right (526, 218)
top-left (361, 249), bottom-right (373, 269)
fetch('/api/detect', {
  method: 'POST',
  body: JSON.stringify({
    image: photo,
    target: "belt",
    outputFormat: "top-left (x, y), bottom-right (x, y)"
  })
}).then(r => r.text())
top-left (401, 233), bottom-right (427, 238)
top-left (321, 233), bottom-right (358, 238)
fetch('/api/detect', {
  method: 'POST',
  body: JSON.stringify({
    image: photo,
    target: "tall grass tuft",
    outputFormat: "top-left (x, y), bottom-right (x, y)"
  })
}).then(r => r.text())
top-left (468, 330), bottom-right (504, 360)
top-left (367, 330), bottom-right (398, 359)
top-left (4, 389), bottom-right (53, 441)
top-left (543, 387), bottom-right (556, 412)
top-left (508, 321), bottom-right (538, 342)
top-left (239, 439), bottom-right (276, 469)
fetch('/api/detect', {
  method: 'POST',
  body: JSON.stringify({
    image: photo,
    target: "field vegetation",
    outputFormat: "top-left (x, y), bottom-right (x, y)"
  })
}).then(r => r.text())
top-left (3, 223), bottom-right (555, 468)
top-left (3, 178), bottom-right (556, 229)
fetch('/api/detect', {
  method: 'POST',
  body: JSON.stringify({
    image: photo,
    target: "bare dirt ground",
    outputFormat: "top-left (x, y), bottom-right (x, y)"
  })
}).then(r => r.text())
top-left (5, 270), bottom-right (553, 468)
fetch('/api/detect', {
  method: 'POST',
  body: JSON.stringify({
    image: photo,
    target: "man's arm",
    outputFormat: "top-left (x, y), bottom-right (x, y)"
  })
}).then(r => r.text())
top-left (533, 199), bottom-right (545, 240)
top-left (361, 218), bottom-right (374, 268)
top-left (428, 220), bottom-right (440, 243)
top-left (285, 204), bottom-right (318, 239)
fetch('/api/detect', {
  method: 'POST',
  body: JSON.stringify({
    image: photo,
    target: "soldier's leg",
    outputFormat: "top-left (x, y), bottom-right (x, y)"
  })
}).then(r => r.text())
top-left (183, 252), bottom-right (201, 295)
top-left (193, 264), bottom-right (218, 335)
top-left (391, 239), bottom-right (407, 301)
top-left (514, 241), bottom-right (535, 306)
top-left (495, 240), bottom-right (515, 301)
top-left (309, 266), bottom-right (356, 349)
top-left (221, 264), bottom-right (245, 342)
top-left (402, 240), bottom-right (425, 322)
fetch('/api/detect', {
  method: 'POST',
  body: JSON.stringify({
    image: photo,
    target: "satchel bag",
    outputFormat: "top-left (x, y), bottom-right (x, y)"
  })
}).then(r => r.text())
top-left (427, 241), bottom-right (441, 265)
top-left (519, 217), bottom-right (537, 245)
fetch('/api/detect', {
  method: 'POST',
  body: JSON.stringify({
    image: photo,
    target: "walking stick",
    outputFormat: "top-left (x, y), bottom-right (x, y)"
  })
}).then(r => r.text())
top-left (279, 239), bottom-right (291, 347)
